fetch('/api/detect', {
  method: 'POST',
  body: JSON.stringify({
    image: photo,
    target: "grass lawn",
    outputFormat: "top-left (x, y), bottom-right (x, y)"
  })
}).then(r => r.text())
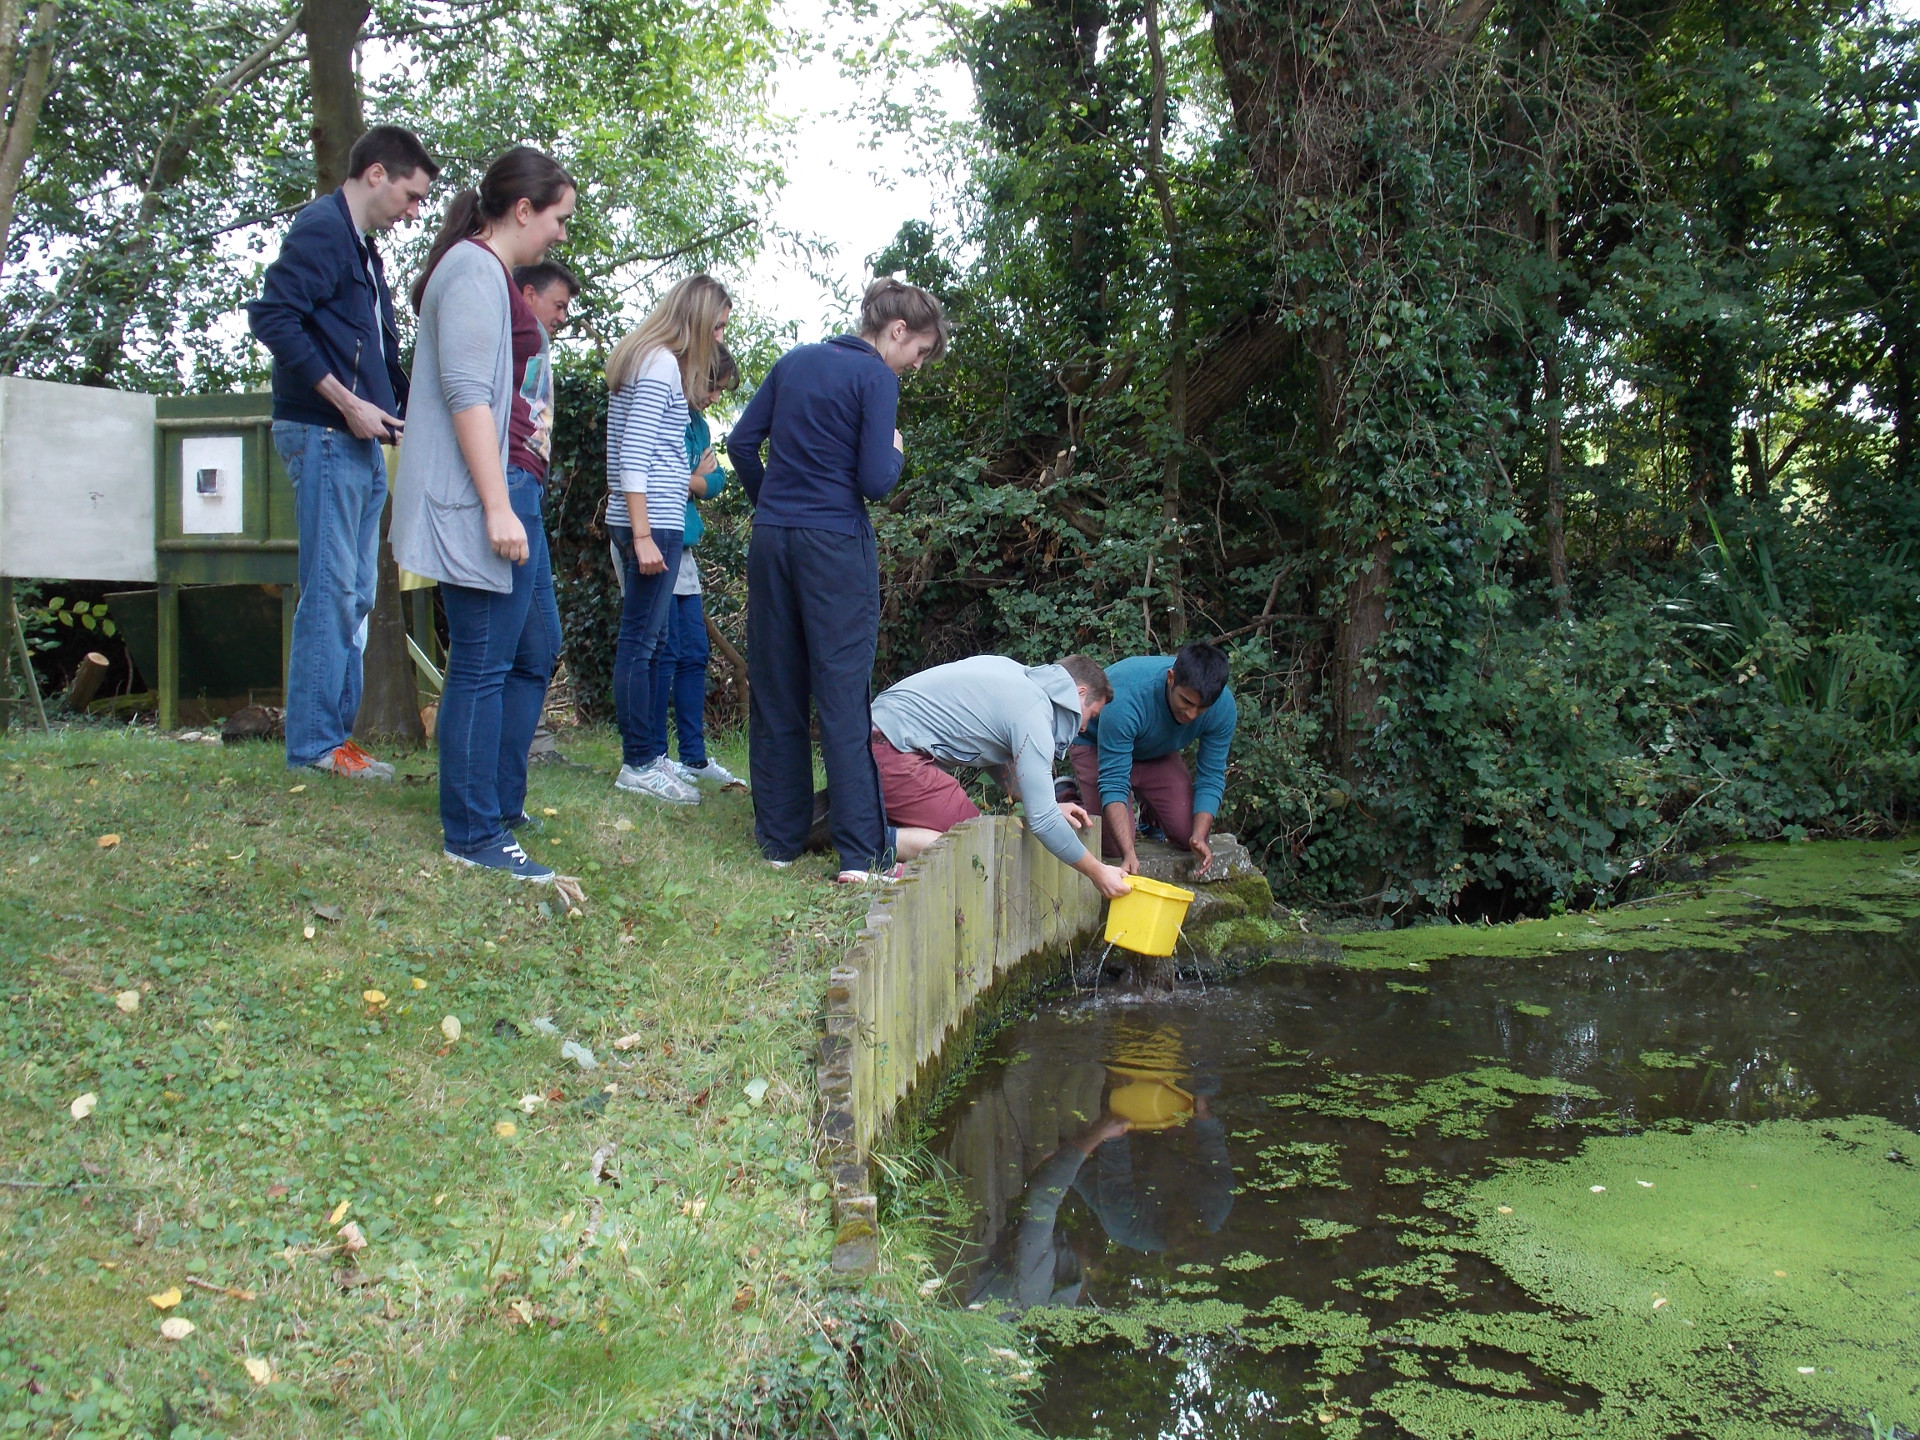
top-left (0, 723), bottom-right (1029, 1439)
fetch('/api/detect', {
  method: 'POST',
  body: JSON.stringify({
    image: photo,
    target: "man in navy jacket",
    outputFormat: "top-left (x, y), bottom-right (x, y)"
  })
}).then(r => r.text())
top-left (246, 125), bottom-right (438, 780)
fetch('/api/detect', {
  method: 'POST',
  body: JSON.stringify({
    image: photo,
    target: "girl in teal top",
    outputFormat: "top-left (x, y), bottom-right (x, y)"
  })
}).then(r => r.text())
top-left (646, 345), bottom-right (743, 787)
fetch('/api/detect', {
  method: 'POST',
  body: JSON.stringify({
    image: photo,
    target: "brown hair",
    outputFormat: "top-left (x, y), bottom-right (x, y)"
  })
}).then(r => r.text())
top-left (859, 278), bottom-right (949, 362)
top-left (410, 146), bottom-right (575, 314)
top-left (605, 274), bottom-right (732, 397)
top-left (1058, 654), bottom-right (1112, 703)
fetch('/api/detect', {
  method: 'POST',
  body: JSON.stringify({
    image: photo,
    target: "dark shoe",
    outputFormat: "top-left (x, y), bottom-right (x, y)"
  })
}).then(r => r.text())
top-left (445, 839), bottom-right (555, 884)
top-left (505, 811), bottom-right (543, 833)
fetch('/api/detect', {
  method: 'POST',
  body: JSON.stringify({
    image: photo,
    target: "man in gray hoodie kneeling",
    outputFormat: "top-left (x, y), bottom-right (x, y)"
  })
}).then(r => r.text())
top-left (868, 654), bottom-right (1134, 899)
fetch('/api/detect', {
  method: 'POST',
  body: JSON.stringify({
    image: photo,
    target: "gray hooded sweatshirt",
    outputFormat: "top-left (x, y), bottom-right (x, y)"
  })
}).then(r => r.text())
top-left (869, 655), bottom-right (1088, 865)
top-left (391, 239), bottom-right (515, 594)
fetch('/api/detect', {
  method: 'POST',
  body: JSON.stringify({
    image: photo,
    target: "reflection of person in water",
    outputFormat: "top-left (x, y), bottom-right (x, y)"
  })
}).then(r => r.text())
top-left (1074, 1076), bottom-right (1233, 1252)
top-left (966, 1114), bottom-right (1129, 1311)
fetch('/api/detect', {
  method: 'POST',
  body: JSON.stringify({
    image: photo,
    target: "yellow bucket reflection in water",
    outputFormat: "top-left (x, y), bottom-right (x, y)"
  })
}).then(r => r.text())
top-left (1106, 1076), bottom-right (1195, 1131)
top-left (1104, 1022), bottom-right (1193, 1130)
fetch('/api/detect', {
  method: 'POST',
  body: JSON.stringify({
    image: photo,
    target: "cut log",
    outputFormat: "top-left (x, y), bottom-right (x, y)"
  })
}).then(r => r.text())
top-left (65, 652), bottom-right (111, 712)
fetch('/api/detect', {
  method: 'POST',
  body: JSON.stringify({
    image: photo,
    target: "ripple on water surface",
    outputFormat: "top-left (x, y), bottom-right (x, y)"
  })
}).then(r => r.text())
top-left (929, 907), bottom-right (1920, 1439)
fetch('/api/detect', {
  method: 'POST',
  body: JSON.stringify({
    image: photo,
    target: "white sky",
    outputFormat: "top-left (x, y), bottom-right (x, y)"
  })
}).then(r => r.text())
top-left (745, 1), bottom-right (976, 338)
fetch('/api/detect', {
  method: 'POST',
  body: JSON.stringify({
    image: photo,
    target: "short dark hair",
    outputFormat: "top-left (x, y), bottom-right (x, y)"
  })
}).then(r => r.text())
top-left (1171, 642), bottom-right (1230, 707)
top-left (346, 125), bottom-right (440, 183)
top-left (1057, 654), bottom-right (1112, 703)
top-left (514, 260), bottom-right (580, 299)
top-left (859, 277), bottom-right (949, 362)
top-left (712, 342), bottom-right (741, 392)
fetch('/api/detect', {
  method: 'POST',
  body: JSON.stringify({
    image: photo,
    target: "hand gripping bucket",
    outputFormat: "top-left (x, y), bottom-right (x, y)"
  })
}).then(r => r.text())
top-left (1103, 874), bottom-right (1196, 957)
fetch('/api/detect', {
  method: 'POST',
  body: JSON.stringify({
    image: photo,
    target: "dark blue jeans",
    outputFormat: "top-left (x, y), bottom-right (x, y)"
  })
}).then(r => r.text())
top-left (272, 422), bottom-right (387, 767)
top-left (436, 468), bottom-right (556, 853)
top-left (609, 524), bottom-right (684, 768)
top-left (746, 524), bottom-right (889, 871)
top-left (647, 590), bottom-right (710, 767)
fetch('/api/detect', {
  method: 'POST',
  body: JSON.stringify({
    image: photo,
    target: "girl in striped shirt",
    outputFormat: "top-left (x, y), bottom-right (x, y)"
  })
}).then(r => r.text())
top-left (605, 273), bottom-right (732, 804)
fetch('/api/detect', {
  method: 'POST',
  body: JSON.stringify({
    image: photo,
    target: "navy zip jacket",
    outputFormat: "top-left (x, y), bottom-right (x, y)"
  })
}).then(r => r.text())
top-left (246, 190), bottom-right (408, 431)
top-left (728, 335), bottom-right (903, 535)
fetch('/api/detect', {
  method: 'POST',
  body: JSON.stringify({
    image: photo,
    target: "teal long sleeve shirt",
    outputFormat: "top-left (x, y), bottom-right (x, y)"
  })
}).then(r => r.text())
top-left (682, 411), bottom-right (727, 546)
top-left (1076, 654), bottom-right (1237, 816)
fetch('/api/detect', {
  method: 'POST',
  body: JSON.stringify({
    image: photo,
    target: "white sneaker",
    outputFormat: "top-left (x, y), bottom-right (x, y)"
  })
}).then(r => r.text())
top-left (615, 758), bottom-right (699, 806)
top-left (676, 757), bottom-right (746, 790)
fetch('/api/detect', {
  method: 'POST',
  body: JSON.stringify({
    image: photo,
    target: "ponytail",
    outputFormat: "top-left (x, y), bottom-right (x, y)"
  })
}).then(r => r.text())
top-left (410, 146), bottom-right (575, 314)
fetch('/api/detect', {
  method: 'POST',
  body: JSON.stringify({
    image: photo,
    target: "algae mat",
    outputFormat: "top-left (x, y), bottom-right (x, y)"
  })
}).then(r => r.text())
top-left (1381, 1117), bottom-right (1920, 1438)
top-left (1331, 839), bottom-right (1920, 969)
top-left (930, 899), bottom-right (1920, 1438)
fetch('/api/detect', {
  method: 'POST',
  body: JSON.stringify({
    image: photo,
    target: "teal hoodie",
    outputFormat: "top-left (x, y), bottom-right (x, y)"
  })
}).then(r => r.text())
top-left (681, 410), bottom-right (728, 547)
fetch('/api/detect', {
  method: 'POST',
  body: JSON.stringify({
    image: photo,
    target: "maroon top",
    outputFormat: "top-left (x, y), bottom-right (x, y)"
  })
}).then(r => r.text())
top-left (467, 239), bottom-right (553, 481)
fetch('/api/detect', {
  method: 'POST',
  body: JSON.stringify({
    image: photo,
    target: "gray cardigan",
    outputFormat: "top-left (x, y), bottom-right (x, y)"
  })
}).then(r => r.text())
top-left (392, 240), bottom-right (515, 594)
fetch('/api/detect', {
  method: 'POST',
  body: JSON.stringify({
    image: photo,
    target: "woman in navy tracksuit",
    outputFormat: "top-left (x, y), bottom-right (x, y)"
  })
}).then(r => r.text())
top-left (727, 279), bottom-right (947, 881)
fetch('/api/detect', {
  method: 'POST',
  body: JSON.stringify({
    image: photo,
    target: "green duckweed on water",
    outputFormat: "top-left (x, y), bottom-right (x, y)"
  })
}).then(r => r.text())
top-left (1270, 1065), bottom-right (1607, 1139)
top-left (1018, 1118), bottom-right (1918, 1437)
top-left (1327, 839), bottom-right (1920, 970)
top-left (1378, 1115), bottom-right (1920, 1439)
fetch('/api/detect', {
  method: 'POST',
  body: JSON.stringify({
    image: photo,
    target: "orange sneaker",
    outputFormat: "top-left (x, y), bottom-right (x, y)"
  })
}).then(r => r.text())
top-left (310, 741), bottom-right (395, 781)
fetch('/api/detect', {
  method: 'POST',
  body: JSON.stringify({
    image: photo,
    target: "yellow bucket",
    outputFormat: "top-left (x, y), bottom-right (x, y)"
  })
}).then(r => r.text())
top-left (1103, 874), bottom-right (1196, 956)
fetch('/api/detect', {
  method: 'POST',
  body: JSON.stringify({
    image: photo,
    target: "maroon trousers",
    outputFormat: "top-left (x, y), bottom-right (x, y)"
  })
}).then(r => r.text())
top-left (1067, 744), bottom-right (1194, 859)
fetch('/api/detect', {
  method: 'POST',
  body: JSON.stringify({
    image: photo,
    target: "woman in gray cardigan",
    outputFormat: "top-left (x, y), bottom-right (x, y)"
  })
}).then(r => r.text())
top-left (393, 147), bottom-right (576, 883)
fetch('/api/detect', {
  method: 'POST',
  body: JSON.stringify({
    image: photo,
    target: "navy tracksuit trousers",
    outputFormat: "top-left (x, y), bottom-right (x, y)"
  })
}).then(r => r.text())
top-left (746, 523), bottom-right (891, 872)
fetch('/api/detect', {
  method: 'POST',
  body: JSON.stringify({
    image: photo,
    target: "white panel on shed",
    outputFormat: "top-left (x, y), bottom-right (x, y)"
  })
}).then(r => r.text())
top-left (179, 435), bottom-right (245, 534)
top-left (0, 376), bottom-right (156, 581)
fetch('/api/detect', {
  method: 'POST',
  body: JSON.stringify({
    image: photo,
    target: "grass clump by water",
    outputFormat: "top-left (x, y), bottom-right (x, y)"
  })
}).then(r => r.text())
top-left (0, 726), bottom-right (1034, 1439)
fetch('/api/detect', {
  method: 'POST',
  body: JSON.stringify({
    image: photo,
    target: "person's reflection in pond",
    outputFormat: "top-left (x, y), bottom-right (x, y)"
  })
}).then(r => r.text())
top-left (1073, 1073), bottom-right (1233, 1253)
top-left (964, 1114), bottom-right (1129, 1312)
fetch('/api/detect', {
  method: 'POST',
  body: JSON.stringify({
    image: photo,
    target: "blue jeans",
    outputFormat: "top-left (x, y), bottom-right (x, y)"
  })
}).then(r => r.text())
top-left (609, 525), bottom-right (684, 768)
top-left (647, 590), bottom-right (710, 767)
top-left (272, 422), bottom-right (386, 768)
top-left (436, 467), bottom-right (556, 853)
top-left (746, 524), bottom-right (889, 871)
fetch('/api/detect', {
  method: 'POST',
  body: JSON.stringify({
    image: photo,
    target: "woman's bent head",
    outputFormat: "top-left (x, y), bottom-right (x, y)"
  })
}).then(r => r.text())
top-left (860, 278), bottom-right (948, 374)
top-left (606, 274), bottom-right (733, 395)
top-left (411, 146), bottom-right (575, 313)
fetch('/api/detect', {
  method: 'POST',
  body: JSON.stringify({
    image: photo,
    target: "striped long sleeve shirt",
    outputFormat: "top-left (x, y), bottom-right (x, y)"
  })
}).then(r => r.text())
top-left (606, 345), bottom-right (689, 532)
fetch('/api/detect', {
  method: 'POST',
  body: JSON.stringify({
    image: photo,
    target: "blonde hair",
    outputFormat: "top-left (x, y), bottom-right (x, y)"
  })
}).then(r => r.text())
top-left (605, 274), bottom-right (732, 395)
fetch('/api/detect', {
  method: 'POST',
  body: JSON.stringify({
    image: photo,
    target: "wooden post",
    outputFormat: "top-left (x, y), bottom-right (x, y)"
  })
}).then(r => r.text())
top-left (64, 651), bottom-right (110, 712)
top-left (156, 581), bottom-right (179, 731)
top-left (280, 582), bottom-right (297, 703)
top-left (2, 578), bottom-right (49, 731)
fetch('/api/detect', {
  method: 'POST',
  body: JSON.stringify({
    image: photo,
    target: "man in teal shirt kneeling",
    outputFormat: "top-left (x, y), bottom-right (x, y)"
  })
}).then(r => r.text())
top-left (1068, 643), bottom-right (1236, 874)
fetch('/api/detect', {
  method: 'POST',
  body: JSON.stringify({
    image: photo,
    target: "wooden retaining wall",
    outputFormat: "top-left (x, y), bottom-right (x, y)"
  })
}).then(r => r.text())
top-left (817, 814), bottom-right (1102, 1271)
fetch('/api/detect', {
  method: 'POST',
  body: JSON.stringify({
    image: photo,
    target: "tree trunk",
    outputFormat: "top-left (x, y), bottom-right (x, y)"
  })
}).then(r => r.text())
top-left (1894, 334), bottom-right (1916, 486)
top-left (304, 0), bottom-right (369, 192)
top-left (0, 0), bottom-right (58, 273)
top-left (1144, 0), bottom-right (1188, 644)
top-left (1542, 342), bottom-right (1569, 612)
top-left (355, 494), bottom-right (425, 747)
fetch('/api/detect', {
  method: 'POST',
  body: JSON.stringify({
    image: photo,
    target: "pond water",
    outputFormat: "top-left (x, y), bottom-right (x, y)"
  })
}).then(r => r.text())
top-left (928, 916), bottom-right (1920, 1438)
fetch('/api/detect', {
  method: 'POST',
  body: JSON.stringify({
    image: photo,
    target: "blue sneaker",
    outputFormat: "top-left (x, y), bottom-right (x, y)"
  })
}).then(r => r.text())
top-left (445, 839), bottom-right (555, 884)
